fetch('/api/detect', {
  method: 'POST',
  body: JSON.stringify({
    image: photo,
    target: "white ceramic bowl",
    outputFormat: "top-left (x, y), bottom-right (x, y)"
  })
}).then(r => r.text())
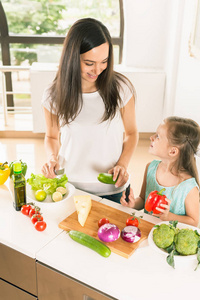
top-left (26, 182), bottom-right (75, 206)
top-left (148, 221), bottom-right (200, 261)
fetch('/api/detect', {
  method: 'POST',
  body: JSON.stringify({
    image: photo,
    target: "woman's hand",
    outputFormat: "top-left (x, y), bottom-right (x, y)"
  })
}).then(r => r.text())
top-left (41, 158), bottom-right (60, 179)
top-left (153, 198), bottom-right (171, 221)
top-left (108, 165), bottom-right (129, 188)
top-left (120, 188), bottom-right (136, 208)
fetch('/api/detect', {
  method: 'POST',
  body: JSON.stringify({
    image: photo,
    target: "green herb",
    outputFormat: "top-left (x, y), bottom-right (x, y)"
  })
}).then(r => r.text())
top-left (194, 241), bottom-right (200, 271)
top-left (167, 249), bottom-right (175, 269)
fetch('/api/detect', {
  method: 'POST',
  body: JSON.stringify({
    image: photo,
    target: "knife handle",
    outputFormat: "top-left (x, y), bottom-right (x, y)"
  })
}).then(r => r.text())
top-left (125, 184), bottom-right (130, 203)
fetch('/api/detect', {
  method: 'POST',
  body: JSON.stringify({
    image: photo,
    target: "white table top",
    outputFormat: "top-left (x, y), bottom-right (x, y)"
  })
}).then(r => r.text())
top-left (1, 181), bottom-right (200, 300)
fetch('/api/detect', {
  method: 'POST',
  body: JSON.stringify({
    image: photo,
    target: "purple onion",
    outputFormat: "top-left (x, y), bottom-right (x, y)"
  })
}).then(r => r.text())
top-left (121, 226), bottom-right (141, 243)
top-left (98, 223), bottom-right (120, 242)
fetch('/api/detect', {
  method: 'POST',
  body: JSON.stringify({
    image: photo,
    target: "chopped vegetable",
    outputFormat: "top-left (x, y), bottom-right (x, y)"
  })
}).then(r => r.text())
top-left (52, 191), bottom-right (63, 202)
top-left (27, 173), bottom-right (68, 195)
top-left (56, 187), bottom-right (67, 195)
top-left (121, 226), bottom-right (141, 243)
top-left (69, 230), bottom-right (111, 258)
top-left (98, 223), bottom-right (120, 242)
top-left (145, 188), bottom-right (167, 214)
top-left (0, 162), bottom-right (10, 185)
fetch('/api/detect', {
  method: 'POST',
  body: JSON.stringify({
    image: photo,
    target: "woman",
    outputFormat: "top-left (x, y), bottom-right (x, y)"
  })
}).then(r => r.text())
top-left (41, 18), bottom-right (138, 203)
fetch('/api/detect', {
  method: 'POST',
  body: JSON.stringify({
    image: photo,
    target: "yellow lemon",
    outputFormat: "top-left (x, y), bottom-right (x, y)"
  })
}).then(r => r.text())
top-left (35, 189), bottom-right (47, 201)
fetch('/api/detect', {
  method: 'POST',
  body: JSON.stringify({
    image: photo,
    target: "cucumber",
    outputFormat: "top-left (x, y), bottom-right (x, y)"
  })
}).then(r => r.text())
top-left (97, 173), bottom-right (117, 184)
top-left (68, 230), bottom-right (111, 258)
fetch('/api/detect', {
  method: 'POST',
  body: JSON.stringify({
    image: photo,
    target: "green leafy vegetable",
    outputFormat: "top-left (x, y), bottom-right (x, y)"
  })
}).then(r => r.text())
top-left (167, 249), bottom-right (175, 269)
top-left (194, 241), bottom-right (200, 271)
top-left (27, 173), bottom-right (68, 195)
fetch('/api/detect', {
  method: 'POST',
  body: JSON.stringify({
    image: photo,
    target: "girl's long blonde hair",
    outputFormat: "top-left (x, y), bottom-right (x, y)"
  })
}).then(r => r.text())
top-left (165, 116), bottom-right (200, 186)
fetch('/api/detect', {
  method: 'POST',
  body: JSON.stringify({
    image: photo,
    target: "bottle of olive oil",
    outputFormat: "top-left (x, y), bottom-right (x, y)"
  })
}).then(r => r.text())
top-left (13, 161), bottom-right (26, 211)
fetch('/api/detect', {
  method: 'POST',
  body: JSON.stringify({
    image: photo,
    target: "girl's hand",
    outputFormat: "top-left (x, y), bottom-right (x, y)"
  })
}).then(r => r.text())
top-left (41, 158), bottom-right (60, 179)
top-left (120, 188), bottom-right (136, 208)
top-left (153, 198), bottom-right (171, 221)
top-left (108, 165), bottom-right (129, 187)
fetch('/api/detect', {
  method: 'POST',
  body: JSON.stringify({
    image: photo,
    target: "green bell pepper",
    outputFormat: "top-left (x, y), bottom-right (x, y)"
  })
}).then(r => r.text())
top-left (9, 159), bottom-right (27, 178)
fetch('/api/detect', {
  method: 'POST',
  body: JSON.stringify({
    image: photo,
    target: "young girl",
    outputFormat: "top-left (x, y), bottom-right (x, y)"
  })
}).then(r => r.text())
top-left (41, 18), bottom-right (138, 203)
top-left (121, 116), bottom-right (200, 227)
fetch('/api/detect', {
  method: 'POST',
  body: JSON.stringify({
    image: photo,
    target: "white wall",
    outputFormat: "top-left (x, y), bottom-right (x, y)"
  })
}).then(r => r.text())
top-left (123, 0), bottom-right (200, 125)
top-left (123, 0), bottom-right (170, 68)
top-left (174, 0), bottom-right (200, 125)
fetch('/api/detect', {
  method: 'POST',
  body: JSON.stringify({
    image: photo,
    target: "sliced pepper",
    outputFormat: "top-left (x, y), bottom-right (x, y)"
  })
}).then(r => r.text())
top-left (0, 162), bottom-right (10, 185)
top-left (9, 159), bottom-right (27, 178)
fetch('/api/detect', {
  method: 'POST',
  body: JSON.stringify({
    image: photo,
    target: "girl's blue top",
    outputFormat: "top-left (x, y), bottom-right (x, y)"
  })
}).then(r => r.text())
top-left (144, 160), bottom-right (199, 215)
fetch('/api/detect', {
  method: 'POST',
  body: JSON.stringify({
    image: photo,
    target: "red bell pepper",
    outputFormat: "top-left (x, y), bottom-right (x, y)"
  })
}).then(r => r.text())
top-left (145, 188), bottom-right (167, 214)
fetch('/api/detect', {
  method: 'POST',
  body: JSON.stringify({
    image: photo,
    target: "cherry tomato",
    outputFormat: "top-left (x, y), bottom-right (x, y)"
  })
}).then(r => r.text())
top-left (126, 213), bottom-right (142, 228)
top-left (31, 214), bottom-right (43, 225)
top-left (98, 218), bottom-right (110, 228)
top-left (126, 217), bottom-right (139, 227)
top-left (34, 220), bottom-right (47, 231)
top-left (21, 204), bottom-right (32, 216)
top-left (29, 207), bottom-right (40, 218)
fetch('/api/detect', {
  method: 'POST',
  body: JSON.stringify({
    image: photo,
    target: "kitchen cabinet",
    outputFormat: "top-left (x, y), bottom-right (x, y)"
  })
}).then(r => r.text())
top-left (0, 243), bottom-right (37, 296)
top-left (0, 279), bottom-right (37, 300)
top-left (36, 262), bottom-right (116, 300)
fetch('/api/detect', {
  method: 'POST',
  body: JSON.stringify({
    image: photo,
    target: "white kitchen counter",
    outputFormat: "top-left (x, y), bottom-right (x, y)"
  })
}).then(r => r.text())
top-left (0, 181), bottom-right (101, 258)
top-left (1, 181), bottom-right (200, 300)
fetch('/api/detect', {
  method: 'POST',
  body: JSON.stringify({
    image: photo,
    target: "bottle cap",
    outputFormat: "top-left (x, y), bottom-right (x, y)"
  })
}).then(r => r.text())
top-left (13, 161), bottom-right (22, 174)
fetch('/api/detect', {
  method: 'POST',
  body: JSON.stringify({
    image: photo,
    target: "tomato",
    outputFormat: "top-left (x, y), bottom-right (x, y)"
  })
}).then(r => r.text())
top-left (21, 204), bottom-right (32, 216)
top-left (34, 220), bottom-right (47, 231)
top-left (126, 213), bottom-right (143, 228)
top-left (98, 218), bottom-right (110, 228)
top-left (31, 214), bottom-right (43, 225)
top-left (126, 217), bottom-right (139, 227)
top-left (29, 207), bottom-right (40, 218)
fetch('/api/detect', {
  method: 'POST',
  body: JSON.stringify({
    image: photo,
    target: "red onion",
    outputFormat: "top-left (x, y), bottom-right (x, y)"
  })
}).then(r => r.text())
top-left (121, 226), bottom-right (141, 243)
top-left (98, 223), bottom-right (120, 242)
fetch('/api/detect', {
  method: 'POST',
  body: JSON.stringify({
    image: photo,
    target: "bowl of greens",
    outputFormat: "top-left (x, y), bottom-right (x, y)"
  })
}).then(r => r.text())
top-left (148, 221), bottom-right (200, 269)
top-left (27, 173), bottom-right (75, 205)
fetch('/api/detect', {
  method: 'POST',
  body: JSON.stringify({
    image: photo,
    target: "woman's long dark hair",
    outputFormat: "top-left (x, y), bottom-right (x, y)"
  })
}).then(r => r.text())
top-left (165, 116), bottom-right (200, 186)
top-left (48, 18), bottom-right (134, 125)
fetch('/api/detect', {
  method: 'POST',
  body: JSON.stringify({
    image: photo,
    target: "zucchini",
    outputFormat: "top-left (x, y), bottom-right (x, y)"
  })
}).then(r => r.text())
top-left (68, 230), bottom-right (111, 258)
top-left (97, 173), bottom-right (117, 184)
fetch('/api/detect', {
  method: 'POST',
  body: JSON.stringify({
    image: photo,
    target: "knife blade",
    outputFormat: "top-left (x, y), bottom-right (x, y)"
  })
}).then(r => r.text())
top-left (125, 184), bottom-right (130, 203)
top-left (54, 168), bottom-right (65, 175)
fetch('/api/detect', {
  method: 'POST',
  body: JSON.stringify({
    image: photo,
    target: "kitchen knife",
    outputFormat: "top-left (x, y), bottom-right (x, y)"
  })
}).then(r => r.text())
top-left (54, 168), bottom-right (65, 175)
top-left (125, 184), bottom-right (130, 203)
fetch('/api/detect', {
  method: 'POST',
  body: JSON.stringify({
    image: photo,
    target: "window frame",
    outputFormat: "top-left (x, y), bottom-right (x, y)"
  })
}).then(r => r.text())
top-left (0, 1), bottom-right (124, 107)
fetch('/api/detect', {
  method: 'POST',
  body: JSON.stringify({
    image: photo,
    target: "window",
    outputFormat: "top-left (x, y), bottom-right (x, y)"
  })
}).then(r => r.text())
top-left (0, 0), bottom-right (124, 109)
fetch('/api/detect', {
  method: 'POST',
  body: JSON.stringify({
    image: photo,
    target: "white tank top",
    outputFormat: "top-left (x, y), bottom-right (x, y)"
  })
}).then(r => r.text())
top-left (42, 79), bottom-right (134, 195)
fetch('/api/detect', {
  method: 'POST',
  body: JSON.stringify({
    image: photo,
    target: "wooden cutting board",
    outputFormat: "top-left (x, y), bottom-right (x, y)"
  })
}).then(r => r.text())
top-left (59, 200), bottom-right (154, 258)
